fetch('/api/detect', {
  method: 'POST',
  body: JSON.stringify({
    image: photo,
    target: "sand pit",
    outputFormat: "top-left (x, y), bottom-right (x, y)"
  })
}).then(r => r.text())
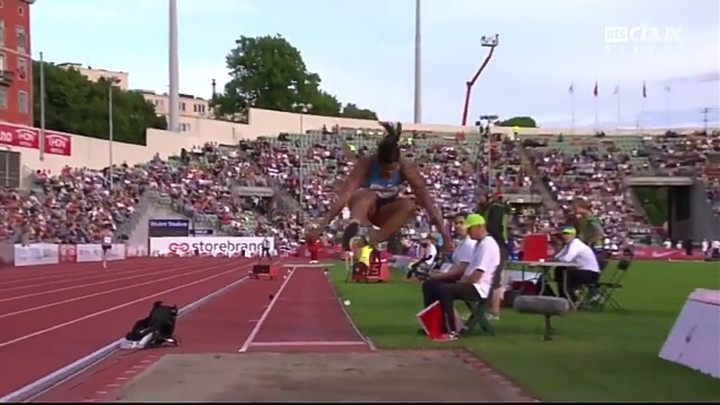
top-left (112, 351), bottom-right (530, 402)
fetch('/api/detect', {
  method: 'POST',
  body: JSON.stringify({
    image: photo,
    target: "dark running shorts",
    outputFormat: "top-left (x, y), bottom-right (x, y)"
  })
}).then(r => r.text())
top-left (376, 196), bottom-right (397, 208)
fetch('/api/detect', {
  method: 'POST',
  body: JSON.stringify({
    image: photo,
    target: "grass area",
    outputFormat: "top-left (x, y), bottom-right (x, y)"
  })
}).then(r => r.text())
top-left (330, 261), bottom-right (720, 402)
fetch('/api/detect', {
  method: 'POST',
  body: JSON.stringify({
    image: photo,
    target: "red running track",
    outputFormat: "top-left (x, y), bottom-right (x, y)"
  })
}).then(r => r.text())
top-left (35, 263), bottom-right (373, 402)
top-left (240, 265), bottom-right (374, 353)
top-left (0, 258), bottom-right (255, 398)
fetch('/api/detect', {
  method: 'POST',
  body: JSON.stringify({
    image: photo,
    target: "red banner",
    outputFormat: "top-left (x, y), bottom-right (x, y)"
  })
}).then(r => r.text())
top-left (632, 247), bottom-right (705, 261)
top-left (0, 122), bottom-right (73, 156)
top-left (43, 131), bottom-right (73, 156)
top-left (59, 244), bottom-right (77, 263)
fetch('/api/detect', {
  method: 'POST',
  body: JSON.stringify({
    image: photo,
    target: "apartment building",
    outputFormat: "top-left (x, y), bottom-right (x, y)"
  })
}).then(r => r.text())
top-left (0, 0), bottom-right (34, 127)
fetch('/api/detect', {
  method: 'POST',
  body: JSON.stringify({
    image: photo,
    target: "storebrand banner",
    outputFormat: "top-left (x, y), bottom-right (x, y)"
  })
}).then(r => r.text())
top-left (76, 244), bottom-right (126, 262)
top-left (149, 237), bottom-right (272, 257)
top-left (13, 243), bottom-right (60, 267)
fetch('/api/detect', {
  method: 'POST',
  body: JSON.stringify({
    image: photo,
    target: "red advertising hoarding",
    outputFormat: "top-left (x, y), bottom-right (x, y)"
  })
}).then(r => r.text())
top-left (0, 122), bottom-right (72, 156)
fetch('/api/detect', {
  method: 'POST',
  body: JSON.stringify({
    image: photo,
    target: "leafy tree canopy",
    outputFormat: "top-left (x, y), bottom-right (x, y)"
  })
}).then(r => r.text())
top-left (211, 34), bottom-right (377, 121)
top-left (496, 116), bottom-right (537, 128)
top-left (32, 61), bottom-right (167, 145)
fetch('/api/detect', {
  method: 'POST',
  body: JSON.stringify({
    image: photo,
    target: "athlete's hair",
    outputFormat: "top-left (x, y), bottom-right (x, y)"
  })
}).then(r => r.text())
top-left (377, 121), bottom-right (403, 164)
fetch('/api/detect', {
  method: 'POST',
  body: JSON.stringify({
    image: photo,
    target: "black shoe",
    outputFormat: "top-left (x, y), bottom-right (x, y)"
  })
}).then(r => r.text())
top-left (342, 222), bottom-right (359, 251)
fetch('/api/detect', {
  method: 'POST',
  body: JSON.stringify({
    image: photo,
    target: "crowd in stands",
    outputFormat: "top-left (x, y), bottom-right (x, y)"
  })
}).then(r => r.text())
top-left (643, 132), bottom-right (720, 216)
top-left (1, 125), bottom-right (719, 249)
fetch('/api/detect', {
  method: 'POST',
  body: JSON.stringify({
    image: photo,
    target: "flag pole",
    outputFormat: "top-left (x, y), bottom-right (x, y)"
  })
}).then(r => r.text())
top-left (39, 52), bottom-right (46, 162)
top-left (615, 82), bottom-right (621, 128)
top-left (594, 80), bottom-right (599, 132)
top-left (570, 82), bottom-right (575, 134)
top-left (665, 86), bottom-right (672, 130)
top-left (640, 82), bottom-right (646, 134)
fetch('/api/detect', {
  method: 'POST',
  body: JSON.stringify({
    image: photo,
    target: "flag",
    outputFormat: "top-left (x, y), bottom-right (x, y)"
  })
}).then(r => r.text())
top-left (613, 83), bottom-right (620, 95)
top-left (568, 83), bottom-right (574, 94)
top-left (664, 85), bottom-right (672, 93)
top-left (593, 81), bottom-right (598, 97)
top-left (642, 82), bottom-right (647, 98)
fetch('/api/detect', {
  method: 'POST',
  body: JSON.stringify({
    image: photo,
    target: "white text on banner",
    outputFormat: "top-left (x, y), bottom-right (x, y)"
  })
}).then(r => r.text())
top-left (149, 236), bottom-right (272, 257)
top-left (76, 244), bottom-right (127, 262)
top-left (13, 243), bottom-right (60, 267)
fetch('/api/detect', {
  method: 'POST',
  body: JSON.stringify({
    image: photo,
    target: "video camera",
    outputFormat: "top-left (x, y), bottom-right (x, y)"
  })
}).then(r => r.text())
top-left (404, 254), bottom-right (450, 281)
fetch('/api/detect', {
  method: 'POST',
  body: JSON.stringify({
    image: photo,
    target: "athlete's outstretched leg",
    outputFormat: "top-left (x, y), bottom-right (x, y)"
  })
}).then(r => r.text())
top-left (369, 198), bottom-right (417, 247)
top-left (342, 189), bottom-right (378, 250)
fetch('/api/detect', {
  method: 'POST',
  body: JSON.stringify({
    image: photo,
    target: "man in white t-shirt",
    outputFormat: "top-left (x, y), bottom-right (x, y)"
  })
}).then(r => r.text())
top-left (435, 213), bottom-right (500, 341)
top-left (543, 226), bottom-right (600, 302)
top-left (420, 213), bottom-right (477, 310)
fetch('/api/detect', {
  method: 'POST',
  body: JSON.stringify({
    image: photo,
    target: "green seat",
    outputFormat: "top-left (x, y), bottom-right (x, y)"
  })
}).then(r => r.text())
top-left (460, 299), bottom-right (496, 336)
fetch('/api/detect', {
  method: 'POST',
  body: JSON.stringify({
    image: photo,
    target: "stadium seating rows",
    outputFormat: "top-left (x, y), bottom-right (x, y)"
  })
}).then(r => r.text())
top-left (1, 127), bottom-right (718, 249)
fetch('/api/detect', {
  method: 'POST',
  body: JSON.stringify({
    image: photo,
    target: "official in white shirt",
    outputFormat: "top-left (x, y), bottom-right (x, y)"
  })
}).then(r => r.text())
top-left (544, 226), bottom-right (600, 302)
top-left (436, 213), bottom-right (500, 340)
top-left (420, 213), bottom-right (477, 310)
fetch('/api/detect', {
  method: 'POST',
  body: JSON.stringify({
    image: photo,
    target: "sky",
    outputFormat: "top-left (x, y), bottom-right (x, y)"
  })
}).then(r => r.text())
top-left (30, 0), bottom-right (720, 129)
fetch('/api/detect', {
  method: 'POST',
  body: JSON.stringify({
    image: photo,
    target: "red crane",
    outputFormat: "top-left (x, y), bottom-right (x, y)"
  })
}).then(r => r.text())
top-left (460, 34), bottom-right (499, 126)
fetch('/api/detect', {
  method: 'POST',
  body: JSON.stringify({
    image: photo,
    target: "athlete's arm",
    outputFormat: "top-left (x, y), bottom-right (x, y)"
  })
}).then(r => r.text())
top-left (318, 156), bottom-right (370, 228)
top-left (400, 159), bottom-right (452, 246)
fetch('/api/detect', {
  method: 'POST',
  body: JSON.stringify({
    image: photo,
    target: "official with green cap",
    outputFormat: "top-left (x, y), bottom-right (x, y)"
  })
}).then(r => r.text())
top-left (430, 212), bottom-right (501, 341)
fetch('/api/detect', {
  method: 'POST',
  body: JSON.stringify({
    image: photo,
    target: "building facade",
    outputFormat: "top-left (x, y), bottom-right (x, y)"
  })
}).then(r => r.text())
top-left (59, 64), bottom-right (211, 133)
top-left (0, 0), bottom-right (33, 127)
top-left (56, 63), bottom-right (129, 91)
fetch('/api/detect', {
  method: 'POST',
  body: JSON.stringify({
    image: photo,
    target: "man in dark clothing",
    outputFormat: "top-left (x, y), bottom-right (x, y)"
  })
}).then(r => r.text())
top-left (478, 191), bottom-right (509, 319)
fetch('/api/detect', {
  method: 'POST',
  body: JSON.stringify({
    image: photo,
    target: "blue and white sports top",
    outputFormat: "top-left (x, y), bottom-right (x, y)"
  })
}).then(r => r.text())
top-left (362, 161), bottom-right (403, 199)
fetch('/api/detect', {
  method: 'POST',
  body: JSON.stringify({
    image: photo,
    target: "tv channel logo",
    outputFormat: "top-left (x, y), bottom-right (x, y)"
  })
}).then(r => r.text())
top-left (604, 24), bottom-right (682, 55)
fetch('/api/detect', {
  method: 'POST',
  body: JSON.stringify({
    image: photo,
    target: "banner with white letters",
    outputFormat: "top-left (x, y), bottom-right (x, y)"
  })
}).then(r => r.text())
top-left (75, 244), bottom-right (126, 262)
top-left (13, 243), bottom-right (60, 267)
top-left (149, 236), bottom-right (272, 257)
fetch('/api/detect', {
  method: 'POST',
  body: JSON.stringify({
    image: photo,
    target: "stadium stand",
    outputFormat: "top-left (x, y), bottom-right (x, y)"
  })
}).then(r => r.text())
top-left (3, 127), bottom-right (719, 252)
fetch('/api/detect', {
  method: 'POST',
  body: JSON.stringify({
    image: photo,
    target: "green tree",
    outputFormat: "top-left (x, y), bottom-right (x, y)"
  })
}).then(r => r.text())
top-left (32, 61), bottom-right (166, 145)
top-left (341, 103), bottom-right (378, 120)
top-left (496, 116), bottom-right (537, 128)
top-left (212, 34), bottom-right (377, 120)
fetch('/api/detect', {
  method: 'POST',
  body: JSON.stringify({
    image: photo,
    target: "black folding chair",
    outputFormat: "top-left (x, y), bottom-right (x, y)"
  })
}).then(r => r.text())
top-left (581, 259), bottom-right (631, 311)
top-left (459, 299), bottom-right (496, 336)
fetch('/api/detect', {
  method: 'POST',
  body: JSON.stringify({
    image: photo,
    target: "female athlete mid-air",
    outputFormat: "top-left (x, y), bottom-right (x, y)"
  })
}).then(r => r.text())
top-left (306, 121), bottom-right (452, 253)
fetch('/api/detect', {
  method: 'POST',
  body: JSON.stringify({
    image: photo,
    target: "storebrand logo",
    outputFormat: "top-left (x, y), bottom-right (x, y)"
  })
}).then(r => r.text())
top-left (168, 242), bottom-right (190, 253)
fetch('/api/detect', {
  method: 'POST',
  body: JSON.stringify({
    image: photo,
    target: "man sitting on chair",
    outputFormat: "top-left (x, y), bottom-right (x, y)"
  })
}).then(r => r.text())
top-left (419, 213), bottom-right (477, 309)
top-left (434, 213), bottom-right (500, 341)
top-left (541, 226), bottom-right (600, 303)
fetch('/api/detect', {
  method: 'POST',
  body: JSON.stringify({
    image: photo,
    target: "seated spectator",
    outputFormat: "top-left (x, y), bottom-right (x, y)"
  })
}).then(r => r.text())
top-left (435, 214), bottom-right (500, 341)
top-left (538, 226), bottom-right (600, 303)
top-left (419, 213), bottom-right (476, 308)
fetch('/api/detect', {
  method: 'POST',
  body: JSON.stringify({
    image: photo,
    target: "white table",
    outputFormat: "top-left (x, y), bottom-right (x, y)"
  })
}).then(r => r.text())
top-left (509, 260), bottom-right (581, 300)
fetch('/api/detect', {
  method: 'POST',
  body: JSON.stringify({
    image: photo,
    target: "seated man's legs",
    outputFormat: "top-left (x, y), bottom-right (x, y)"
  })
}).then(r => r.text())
top-left (421, 279), bottom-right (453, 308)
top-left (561, 269), bottom-right (600, 302)
top-left (437, 283), bottom-right (484, 335)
